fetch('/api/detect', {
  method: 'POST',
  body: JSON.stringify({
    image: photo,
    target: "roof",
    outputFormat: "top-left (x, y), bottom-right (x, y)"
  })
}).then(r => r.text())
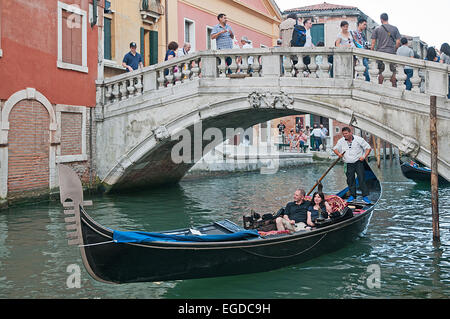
top-left (284, 2), bottom-right (358, 13)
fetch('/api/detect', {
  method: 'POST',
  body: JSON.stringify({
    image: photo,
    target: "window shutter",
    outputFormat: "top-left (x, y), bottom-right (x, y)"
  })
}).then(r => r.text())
top-left (150, 30), bottom-right (158, 65)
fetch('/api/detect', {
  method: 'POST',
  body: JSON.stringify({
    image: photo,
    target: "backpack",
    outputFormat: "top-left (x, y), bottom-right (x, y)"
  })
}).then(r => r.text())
top-left (291, 23), bottom-right (307, 47)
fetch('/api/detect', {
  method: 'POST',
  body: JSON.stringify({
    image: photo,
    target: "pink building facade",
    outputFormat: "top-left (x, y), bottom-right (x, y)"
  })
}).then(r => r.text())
top-left (175, 0), bottom-right (281, 52)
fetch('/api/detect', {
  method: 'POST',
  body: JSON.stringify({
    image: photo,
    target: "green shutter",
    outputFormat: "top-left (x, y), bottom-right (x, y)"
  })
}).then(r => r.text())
top-left (150, 30), bottom-right (158, 65)
top-left (311, 24), bottom-right (325, 46)
top-left (104, 17), bottom-right (111, 60)
top-left (140, 27), bottom-right (145, 63)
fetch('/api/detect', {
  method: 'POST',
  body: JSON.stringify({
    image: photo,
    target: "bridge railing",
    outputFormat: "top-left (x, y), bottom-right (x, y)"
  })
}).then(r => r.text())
top-left (96, 47), bottom-right (450, 110)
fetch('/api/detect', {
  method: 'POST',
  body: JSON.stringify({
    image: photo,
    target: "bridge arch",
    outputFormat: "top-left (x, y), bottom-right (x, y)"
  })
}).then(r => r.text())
top-left (100, 94), bottom-right (429, 191)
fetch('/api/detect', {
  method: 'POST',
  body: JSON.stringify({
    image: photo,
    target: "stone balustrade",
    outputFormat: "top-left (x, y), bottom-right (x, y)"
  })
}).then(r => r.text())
top-left (96, 47), bottom-right (450, 111)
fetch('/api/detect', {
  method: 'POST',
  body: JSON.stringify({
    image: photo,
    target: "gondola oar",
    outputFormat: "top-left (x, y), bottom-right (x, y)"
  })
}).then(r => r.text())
top-left (307, 151), bottom-right (346, 196)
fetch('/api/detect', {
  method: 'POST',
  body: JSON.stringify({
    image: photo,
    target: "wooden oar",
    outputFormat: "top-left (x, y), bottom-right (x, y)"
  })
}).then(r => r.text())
top-left (307, 151), bottom-right (345, 196)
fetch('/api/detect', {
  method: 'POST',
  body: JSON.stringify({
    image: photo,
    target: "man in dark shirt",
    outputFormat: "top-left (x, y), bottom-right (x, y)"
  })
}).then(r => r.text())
top-left (370, 13), bottom-right (401, 85)
top-left (122, 42), bottom-right (143, 72)
top-left (276, 189), bottom-right (311, 232)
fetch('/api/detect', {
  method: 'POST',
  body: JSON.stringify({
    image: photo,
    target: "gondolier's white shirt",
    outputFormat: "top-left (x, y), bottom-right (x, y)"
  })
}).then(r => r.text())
top-left (333, 135), bottom-right (371, 164)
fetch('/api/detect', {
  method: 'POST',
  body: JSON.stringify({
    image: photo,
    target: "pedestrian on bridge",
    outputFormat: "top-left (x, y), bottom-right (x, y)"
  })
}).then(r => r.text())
top-left (396, 37), bottom-right (414, 91)
top-left (122, 42), bottom-right (143, 72)
top-left (439, 43), bottom-right (450, 99)
top-left (211, 13), bottom-right (234, 74)
top-left (371, 13), bottom-right (401, 86)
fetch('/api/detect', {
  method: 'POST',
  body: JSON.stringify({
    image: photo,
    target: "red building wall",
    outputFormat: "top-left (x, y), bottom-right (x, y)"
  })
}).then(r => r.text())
top-left (0, 0), bottom-right (98, 106)
top-left (0, 0), bottom-right (102, 201)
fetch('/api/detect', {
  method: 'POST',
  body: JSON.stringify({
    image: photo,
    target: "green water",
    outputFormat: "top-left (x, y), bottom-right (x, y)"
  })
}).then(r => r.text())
top-left (0, 161), bottom-right (449, 299)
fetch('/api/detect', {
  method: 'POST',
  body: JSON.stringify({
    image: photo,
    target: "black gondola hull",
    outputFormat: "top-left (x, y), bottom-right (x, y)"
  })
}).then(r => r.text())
top-left (400, 161), bottom-right (449, 186)
top-left (58, 162), bottom-right (380, 284)
top-left (79, 208), bottom-right (373, 283)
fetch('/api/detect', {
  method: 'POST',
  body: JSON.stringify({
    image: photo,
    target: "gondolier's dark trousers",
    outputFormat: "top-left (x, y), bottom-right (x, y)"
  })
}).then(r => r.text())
top-left (346, 160), bottom-right (369, 197)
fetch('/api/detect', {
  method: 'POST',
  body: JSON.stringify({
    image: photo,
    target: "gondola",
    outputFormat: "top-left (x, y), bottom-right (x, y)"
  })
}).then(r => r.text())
top-left (400, 159), bottom-right (449, 186)
top-left (58, 162), bottom-right (381, 284)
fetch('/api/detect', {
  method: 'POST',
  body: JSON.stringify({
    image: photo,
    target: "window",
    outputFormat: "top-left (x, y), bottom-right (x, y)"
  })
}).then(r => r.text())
top-left (140, 28), bottom-right (158, 66)
top-left (104, 0), bottom-right (112, 14)
top-left (56, 105), bottom-right (87, 163)
top-left (57, 2), bottom-right (88, 73)
top-left (206, 26), bottom-right (216, 50)
top-left (311, 24), bottom-right (324, 46)
top-left (104, 17), bottom-right (112, 60)
top-left (184, 18), bottom-right (195, 51)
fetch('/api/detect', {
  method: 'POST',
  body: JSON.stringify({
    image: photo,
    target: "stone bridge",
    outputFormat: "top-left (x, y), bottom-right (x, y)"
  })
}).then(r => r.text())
top-left (94, 47), bottom-right (450, 190)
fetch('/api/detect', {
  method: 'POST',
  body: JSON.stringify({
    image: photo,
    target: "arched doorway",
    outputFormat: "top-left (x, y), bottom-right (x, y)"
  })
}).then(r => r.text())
top-left (7, 99), bottom-right (50, 195)
top-left (0, 88), bottom-right (58, 198)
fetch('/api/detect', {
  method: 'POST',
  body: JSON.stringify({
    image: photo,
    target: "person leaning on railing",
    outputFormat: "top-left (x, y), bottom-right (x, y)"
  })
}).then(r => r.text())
top-left (211, 13), bottom-right (234, 74)
top-left (439, 43), bottom-right (450, 99)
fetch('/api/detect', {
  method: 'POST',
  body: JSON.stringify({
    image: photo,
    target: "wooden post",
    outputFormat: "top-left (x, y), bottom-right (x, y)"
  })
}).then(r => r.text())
top-left (430, 96), bottom-right (440, 243)
top-left (376, 137), bottom-right (381, 168)
top-left (371, 135), bottom-right (377, 164)
top-left (389, 143), bottom-right (393, 164)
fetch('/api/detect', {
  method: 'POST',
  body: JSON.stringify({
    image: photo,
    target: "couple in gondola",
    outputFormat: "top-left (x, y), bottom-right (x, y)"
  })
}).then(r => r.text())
top-left (275, 189), bottom-right (332, 233)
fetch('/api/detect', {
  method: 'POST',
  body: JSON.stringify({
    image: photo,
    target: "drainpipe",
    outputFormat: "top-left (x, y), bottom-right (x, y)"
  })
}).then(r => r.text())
top-left (91, 0), bottom-right (98, 28)
top-left (89, 107), bottom-right (94, 191)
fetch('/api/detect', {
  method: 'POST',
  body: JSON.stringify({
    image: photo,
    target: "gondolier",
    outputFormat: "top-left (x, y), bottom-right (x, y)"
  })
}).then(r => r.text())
top-left (333, 127), bottom-right (372, 204)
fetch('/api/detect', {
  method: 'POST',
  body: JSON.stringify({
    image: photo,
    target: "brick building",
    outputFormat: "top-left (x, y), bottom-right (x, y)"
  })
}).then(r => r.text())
top-left (0, 0), bottom-right (104, 202)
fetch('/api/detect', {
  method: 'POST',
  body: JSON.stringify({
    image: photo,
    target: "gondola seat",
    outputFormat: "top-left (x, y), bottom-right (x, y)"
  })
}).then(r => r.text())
top-left (304, 195), bottom-right (347, 213)
top-left (325, 195), bottom-right (348, 213)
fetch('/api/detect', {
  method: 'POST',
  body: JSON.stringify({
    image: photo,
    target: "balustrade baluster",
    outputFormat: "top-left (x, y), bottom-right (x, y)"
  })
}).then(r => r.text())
top-left (283, 55), bottom-right (293, 77)
top-left (120, 80), bottom-right (128, 100)
top-left (166, 68), bottom-right (174, 87)
top-left (369, 59), bottom-right (379, 85)
top-left (410, 67), bottom-right (421, 93)
top-left (252, 55), bottom-right (260, 77)
top-left (354, 56), bottom-right (366, 81)
top-left (135, 76), bottom-right (143, 95)
top-left (396, 65), bottom-right (407, 90)
top-left (157, 70), bottom-right (166, 88)
top-left (127, 78), bottom-right (136, 96)
top-left (112, 83), bottom-right (120, 102)
top-left (191, 59), bottom-right (200, 79)
top-left (240, 55), bottom-right (248, 75)
top-left (181, 62), bottom-right (191, 83)
top-left (295, 54), bottom-right (305, 78)
top-left (218, 56), bottom-right (227, 78)
top-left (105, 85), bottom-right (113, 104)
top-left (382, 62), bottom-right (393, 87)
top-left (319, 55), bottom-right (331, 78)
top-left (229, 56), bottom-right (238, 74)
top-left (308, 54), bottom-right (318, 78)
top-left (174, 64), bottom-right (182, 85)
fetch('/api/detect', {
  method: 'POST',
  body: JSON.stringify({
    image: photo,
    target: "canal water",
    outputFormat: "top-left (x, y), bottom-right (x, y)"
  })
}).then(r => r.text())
top-left (0, 161), bottom-right (449, 299)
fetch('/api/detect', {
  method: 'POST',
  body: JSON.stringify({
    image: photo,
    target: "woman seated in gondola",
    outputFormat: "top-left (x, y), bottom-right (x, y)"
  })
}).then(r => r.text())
top-left (306, 192), bottom-right (333, 227)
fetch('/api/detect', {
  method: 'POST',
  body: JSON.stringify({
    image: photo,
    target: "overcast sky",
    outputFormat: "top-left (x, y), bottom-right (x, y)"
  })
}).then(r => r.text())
top-left (275, 0), bottom-right (450, 49)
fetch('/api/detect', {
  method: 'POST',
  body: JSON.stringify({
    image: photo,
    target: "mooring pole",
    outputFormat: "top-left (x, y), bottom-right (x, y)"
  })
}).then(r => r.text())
top-left (430, 96), bottom-right (440, 243)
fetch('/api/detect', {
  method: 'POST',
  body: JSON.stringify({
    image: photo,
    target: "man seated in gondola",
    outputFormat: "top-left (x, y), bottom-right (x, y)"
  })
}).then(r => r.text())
top-left (275, 189), bottom-right (312, 233)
